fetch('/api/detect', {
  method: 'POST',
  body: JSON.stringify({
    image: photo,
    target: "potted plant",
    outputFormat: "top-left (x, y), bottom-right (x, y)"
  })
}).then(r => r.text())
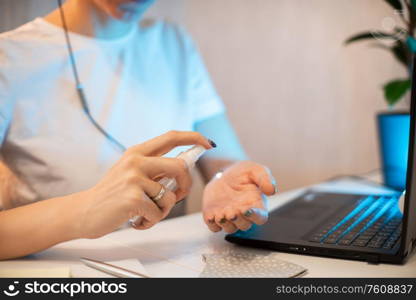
top-left (345, 0), bottom-right (414, 190)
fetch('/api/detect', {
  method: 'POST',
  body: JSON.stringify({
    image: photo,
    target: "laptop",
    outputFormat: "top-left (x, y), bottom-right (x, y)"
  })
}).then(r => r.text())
top-left (225, 59), bottom-right (416, 264)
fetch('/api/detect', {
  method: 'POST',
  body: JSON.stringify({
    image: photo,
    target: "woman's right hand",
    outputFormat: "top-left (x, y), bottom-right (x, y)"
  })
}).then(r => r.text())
top-left (73, 131), bottom-right (213, 239)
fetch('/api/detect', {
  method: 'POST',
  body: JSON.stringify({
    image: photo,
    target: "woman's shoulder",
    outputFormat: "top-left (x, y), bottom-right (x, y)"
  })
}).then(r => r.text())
top-left (0, 19), bottom-right (62, 89)
top-left (0, 18), bottom-right (61, 59)
top-left (0, 21), bottom-right (37, 73)
top-left (0, 18), bottom-right (47, 44)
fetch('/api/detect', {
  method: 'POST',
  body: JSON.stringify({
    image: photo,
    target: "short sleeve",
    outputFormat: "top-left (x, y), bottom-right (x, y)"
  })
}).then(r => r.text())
top-left (0, 48), bottom-right (13, 146)
top-left (0, 111), bottom-right (9, 146)
top-left (180, 28), bottom-right (226, 125)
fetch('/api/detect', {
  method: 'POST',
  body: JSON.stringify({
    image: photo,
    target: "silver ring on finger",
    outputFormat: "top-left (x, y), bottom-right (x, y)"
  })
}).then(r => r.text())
top-left (151, 185), bottom-right (166, 203)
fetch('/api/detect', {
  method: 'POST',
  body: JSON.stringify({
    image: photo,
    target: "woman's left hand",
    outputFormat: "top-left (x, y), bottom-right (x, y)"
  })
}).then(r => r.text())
top-left (202, 161), bottom-right (277, 233)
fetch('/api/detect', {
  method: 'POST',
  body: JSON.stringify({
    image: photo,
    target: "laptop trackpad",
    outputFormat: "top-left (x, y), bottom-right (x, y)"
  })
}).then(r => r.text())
top-left (255, 192), bottom-right (362, 240)
top-left (277, 201), bottom-right (330, 220)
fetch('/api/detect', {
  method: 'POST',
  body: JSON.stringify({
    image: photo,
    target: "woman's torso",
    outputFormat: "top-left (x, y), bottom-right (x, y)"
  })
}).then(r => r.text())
top-left (0, 18), bottom-right (197, 206)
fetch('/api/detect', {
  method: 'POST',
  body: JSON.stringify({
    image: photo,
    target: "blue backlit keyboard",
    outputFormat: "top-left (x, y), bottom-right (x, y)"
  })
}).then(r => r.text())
top-left (308, 196), bottom-right (402, 249)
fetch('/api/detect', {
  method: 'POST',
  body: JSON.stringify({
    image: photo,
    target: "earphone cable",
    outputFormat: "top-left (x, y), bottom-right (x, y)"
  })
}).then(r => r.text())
top-left (57, 0), bottom-right (127, 152)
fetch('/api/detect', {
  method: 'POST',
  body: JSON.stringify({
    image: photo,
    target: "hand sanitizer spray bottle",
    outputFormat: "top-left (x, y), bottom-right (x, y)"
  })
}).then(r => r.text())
top-left (129, 145), bottom-right (207, 227)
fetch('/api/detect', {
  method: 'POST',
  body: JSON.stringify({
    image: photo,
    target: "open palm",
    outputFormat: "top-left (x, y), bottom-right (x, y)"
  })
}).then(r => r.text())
top-left (202, 161), bottom-right (276, 233)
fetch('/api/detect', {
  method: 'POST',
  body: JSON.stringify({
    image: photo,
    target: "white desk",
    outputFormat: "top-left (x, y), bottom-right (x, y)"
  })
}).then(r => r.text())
top-left (1, 177), bottom-right (416, 278)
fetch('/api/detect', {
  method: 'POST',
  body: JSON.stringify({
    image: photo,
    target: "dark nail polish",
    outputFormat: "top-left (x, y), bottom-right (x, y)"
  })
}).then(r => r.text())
top-left (208, 139), bottom-right (217, 148)
top-left (244, 209), bottom-right (253, 217)
top-left (219, 218), bottom-right (227, 224)
top-left (230, 216), bottom-right (238, 221)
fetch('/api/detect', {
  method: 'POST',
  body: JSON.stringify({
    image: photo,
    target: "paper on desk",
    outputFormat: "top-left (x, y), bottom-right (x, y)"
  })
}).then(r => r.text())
top-left (71, 258), bottom-right (150, 278)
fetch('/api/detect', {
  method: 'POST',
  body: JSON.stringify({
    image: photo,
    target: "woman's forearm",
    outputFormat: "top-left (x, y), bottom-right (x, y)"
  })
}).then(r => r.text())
top-left (195, 113), bottom-right (248, 182)
top-left (0, 192), bottom-right (84, 260)
top-left (197, 158), bottom-right (236, 183)
top-left (0, 131), bottom-right (216, 260)
top-left (0, 160), bottom-right (22, 210)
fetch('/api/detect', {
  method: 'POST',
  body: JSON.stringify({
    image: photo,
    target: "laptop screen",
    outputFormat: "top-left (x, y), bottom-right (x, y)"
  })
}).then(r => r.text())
top-left (401, 55), bottom-right (416, 257)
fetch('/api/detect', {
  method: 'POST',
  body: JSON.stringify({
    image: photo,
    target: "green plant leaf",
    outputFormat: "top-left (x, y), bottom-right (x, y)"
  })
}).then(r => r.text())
top-left (383, 79), bottom-right (411, 106)
top-left (384, 0), bottom-right (402, 10)
top-left (391, 40), bottom-right (411, 67)
top-left (345, 31), bottom-right (399, 45)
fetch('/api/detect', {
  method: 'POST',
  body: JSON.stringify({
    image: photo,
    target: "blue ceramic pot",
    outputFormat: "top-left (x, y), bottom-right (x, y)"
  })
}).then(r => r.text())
top-left (377, 112), bottom-right (410, 191)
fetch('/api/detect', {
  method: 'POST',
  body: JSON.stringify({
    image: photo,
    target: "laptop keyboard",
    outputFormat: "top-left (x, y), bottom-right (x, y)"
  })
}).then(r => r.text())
top-left (308, 195), bottom-right (402, 249)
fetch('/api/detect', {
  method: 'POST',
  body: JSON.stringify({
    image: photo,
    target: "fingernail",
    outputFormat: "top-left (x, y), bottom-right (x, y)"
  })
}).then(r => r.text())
top-left (208, 139), bottom-right (217, 148)
top-left (230, 216), bottom-right (238, 221)
top-left (244, 209), bottom-right (253, 217)
top-left (273, 182), bottom-right (278, 194)
top-left (219, 217), bottom-right (227, 224)
top-left (271, 176), bottom-right (278, 194)
top-left (266, 169), bottom-right (278, 194)
top-left (130, 221), bottom-right (138, 228)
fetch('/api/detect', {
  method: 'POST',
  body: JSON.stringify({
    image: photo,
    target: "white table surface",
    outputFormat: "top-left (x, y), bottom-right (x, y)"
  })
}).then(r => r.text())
top-left (1, 177), bottom-right (415, 278)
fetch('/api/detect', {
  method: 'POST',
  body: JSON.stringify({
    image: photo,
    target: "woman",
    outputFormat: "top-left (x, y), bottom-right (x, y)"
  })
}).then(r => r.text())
top-left (0, 0), bottom-right (276, 259)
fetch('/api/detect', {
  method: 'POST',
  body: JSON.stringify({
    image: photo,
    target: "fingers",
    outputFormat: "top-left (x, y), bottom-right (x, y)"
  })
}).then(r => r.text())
top-left (157, 189), bottom-right (177, 219)
top-left (215, 214), bottom-right (238, 234)
top-left (138, 178), bottom-right (177, 216)
top-left (205, 205), bottom-right (268, 233)
top-left (166, 159), bottom-right (192, 201)
top-left (131, 194), bottom-right (163, 230)
top-left (249, 164), bottom-right (277, 196)
top-left (130, 131), bottom-right (213, 157)
top-left (241, 207), bottom-right (268, 225)
top-left (229, 214), bottom-right (252, 231)
top-left (138, 178), bottom-right (164, 201)
top-left (203, 214), bottom-right (222, 232)
top-left (134, 189), bottom-right (177, 229)
top-left (141, 157), bottom-right (193, 201)
top-left (204, 209), bottom-right (268, 233)
top-left (134, 218), bottom-right (153, 230)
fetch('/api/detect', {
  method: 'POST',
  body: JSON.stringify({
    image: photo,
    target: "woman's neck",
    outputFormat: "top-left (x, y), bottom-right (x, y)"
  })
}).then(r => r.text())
top-left (44, 0), bottom-right (134, 39)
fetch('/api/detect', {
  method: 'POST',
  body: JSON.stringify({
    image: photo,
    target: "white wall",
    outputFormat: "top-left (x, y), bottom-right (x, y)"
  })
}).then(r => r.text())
top-left (0, 0), bottom-right (406, 213)
top-left (0, 0), bottom-right (57, 31)
top-left (179, 0), bottom-right (405, 212)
